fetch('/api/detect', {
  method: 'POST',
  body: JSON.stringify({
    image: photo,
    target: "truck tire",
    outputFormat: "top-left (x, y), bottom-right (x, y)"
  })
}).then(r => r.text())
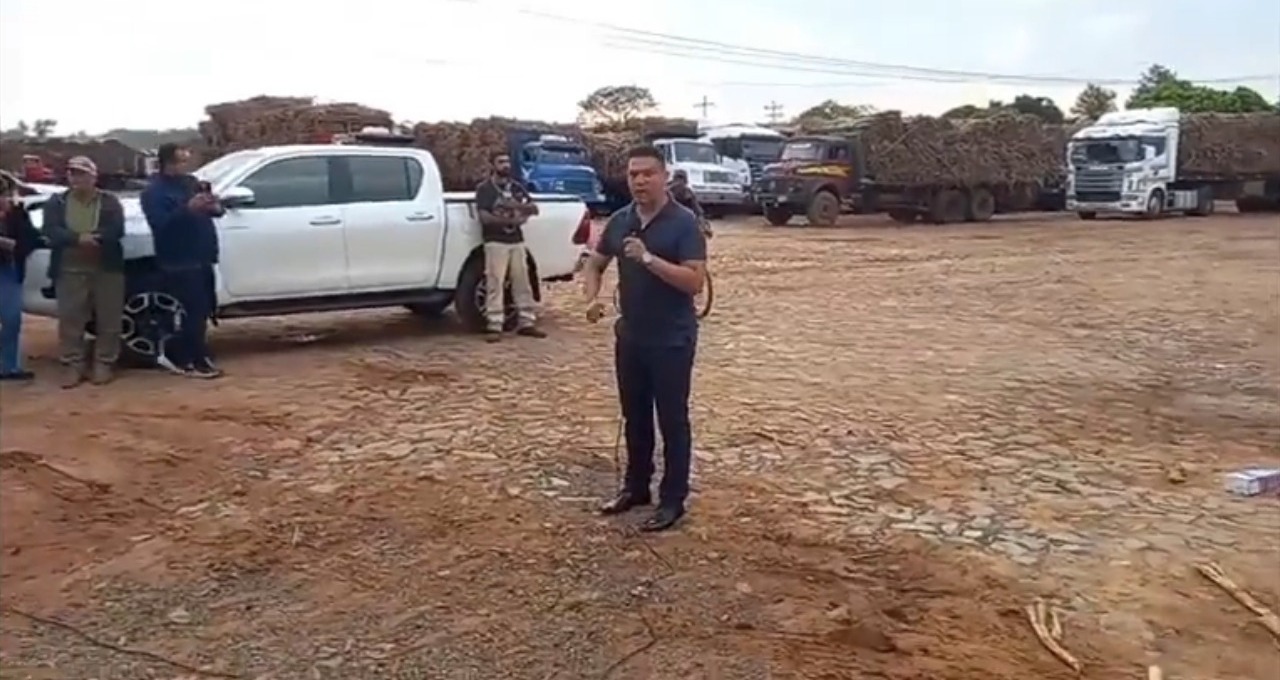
top-left (1077, 211), bottom-right (1097, 220)
top-left (928, 189), bottom-right (966, 224)
top-left (887, 209), bottom-right (917, 224)
top-left (1187, 187), bottom-right (1215, 217)
top-left (454, 254), bottom-right (535, 332)
top-left (966, 187), bottom-right (996, 222)
top-left (86, 266), bottom-right (184, 369)
top-left (806, 191), bottom-right (840, 227)
top-left (1236, 196), bottom-right (1261, 213)
top-left (764, 206), bottom-right (793, 226)
top-left (1143, 190), bottom-right (1165, 219)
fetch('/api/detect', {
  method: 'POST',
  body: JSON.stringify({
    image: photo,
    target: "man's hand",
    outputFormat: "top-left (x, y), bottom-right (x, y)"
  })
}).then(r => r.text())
top-left (187, 193), bottom-right (213, 211)
top-left (77, 233), bottom-right (99, 247)
top-left (585, 300), bottom-right (606, 324)
top-left (622, 236), bottom-right (648, 262)
top-left (0, 236), bottom-right (15, 251)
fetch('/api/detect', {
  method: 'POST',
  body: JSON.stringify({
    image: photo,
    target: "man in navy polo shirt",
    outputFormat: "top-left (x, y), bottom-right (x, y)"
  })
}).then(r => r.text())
top-left (582, 145), bottom-right (707, 532)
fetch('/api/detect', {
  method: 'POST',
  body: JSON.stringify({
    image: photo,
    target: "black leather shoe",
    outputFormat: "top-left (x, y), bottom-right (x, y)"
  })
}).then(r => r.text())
top-left (599, 490), bottom-right (651, 515)
top-left (639, 505), bottom-right (685, 532)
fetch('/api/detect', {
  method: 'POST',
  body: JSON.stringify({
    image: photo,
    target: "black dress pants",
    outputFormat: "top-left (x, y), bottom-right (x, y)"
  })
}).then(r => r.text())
top-left (614, 337), bottom-right (696, 508)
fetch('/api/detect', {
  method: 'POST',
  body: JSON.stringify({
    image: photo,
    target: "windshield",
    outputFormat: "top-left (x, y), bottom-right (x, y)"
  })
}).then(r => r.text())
top-left (780, 141), bottom-right (823, 161)
top-left (195, 151), bottom-right (265, 186)
top-left (671, 141), bottom-right (718, 164)
top-left (740, 138), bottom-right (784, 160)
top-left (1070, 136), bottom-right (1166, 166)
top-left (534, 146), bottom-right (587, 166)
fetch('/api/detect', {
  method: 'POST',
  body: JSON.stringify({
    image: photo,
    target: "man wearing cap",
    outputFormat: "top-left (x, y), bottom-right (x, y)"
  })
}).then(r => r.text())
top-left (41, 156), bottom-right (126, 387)
top-left (140, 143), bottom-right (224, 378)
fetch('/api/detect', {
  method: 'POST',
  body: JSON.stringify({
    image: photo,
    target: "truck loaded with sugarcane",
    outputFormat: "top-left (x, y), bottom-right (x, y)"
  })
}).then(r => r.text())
top-left (1067, 107), bottom-right (1280, 219)
top-left (753, 111), bottom-right (1070, 226)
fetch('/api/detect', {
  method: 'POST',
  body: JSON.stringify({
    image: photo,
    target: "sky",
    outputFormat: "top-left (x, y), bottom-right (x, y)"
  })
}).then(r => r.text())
top-left (1, 0), bottom-right (1277, 134)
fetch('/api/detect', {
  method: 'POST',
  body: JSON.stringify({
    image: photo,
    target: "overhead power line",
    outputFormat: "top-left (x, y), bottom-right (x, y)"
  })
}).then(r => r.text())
top-left (520, 6), bottom-right (1278, 87)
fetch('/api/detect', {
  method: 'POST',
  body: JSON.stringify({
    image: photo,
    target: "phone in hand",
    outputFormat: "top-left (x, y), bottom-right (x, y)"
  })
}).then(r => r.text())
top-left (197, 181), bottom-right (213, 194)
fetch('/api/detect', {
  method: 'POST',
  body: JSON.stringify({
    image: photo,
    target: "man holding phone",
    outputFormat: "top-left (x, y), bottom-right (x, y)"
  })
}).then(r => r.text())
top-left (41, 156), bottom-right (126, 387)
top-left (141, 143), bottom-right (224, 378)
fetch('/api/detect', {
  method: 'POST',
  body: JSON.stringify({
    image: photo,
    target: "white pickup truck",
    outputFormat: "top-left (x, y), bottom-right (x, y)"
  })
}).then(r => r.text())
top-left (21, 144), bottom-right (591, 364)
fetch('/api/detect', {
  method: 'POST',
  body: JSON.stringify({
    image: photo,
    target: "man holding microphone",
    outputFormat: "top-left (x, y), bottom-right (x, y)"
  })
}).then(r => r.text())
top-left (582, 145), bottom-right (707, 533)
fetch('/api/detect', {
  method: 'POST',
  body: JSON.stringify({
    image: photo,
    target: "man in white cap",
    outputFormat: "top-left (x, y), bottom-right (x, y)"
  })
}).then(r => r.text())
top-left (40, 156), bottom-right (126, 387)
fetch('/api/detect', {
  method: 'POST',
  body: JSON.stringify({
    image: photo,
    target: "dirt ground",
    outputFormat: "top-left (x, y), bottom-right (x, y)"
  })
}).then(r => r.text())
top-left (2, 211), bottom-right (1278, 680)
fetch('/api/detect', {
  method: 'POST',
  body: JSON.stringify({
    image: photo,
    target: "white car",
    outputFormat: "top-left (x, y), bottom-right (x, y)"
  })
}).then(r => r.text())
top-left (21, 144), bottom-right (591, 364)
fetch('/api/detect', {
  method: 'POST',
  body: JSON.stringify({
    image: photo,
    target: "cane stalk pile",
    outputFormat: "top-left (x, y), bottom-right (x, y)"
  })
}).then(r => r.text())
top-left (411, 118), bottom-right (581, 191)
top-left (1178, 112), bottom-right (1280, 178)
top-left (808, 111), bottom-right (1071, 187)
top-left (199, 96), bottom-right (393, 153)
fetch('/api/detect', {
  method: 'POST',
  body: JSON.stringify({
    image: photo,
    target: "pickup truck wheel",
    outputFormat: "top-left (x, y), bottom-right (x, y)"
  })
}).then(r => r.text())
top-left (806, 191), bottom-right (840, 227)
top-left (763, 206), bottom-right (793, 226)
top-left (85, 288), bottom-right (184, 368)
top-left (455, 257), bottom-right (525, 332)
top-left (1077, 211), bottom-right (1098, 220)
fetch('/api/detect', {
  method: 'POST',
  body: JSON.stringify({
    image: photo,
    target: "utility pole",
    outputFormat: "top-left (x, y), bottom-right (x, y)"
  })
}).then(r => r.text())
top-left (693, 95), bottom-right (716, 118)
top-left (764, 101), bottom-right (785, 124)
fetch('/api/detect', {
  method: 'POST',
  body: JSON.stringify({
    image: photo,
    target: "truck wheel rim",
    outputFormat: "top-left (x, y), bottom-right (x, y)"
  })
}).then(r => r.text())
top-left (122, 291), bottom-right (185, 358)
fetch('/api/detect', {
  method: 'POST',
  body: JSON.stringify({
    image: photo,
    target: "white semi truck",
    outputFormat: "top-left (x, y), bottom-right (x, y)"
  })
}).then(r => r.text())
top-left (647, 136), bottom-right (746, 217)
top-left (1067, 107), bottom-right (1280, 219)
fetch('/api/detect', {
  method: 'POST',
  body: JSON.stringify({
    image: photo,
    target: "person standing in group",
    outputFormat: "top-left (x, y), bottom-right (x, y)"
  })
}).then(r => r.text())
top-left (474, 152), bottom-right (545, 342)
top-left (41, 157), bottom-right (126, 388)
top-left (0, 174), bottom-right (43, 381)
top-left (140, 143), bottom-right (223, 379)
top-left (581, 145), bottom-right (707, 533)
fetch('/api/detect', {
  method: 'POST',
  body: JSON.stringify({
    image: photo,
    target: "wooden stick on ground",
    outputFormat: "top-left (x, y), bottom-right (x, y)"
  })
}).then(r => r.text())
top-left (1026, 598), bottom-right (1082, 674)
top-left (1196, 562), bottom-right (1280, 640)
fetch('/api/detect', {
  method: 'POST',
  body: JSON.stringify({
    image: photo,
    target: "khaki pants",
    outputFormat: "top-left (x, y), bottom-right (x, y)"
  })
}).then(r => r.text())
top-left (484, 242), bottom-right (536, 331)
top-left (56, 269), bottom-right (125, 367)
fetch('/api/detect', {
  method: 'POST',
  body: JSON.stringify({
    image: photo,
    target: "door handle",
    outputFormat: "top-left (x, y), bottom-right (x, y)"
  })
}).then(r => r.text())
top-left (309, 217), bottom-right (341, 226)
top-left (222, 225), bottom-right (250, 231)
top-left (406, 213), bottom-right (435, 222)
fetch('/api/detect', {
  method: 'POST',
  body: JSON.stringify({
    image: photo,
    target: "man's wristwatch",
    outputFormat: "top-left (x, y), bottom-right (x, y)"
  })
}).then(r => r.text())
top-left (641, 252), bottom-right (654, 266)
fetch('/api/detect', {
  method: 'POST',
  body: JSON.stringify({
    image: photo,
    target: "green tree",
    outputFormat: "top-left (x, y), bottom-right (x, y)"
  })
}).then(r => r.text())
top-left (577, 85), bottom-right (657, 128)
top-left (943, 95), bottom-right (1063, 123)
top-left (791, 100), bottom-right (876, 126)
top-left (1071, 84), bottom-right (1118, 120)
top-left (1124, 64), bottom-right (1272, 113)
top-left (1126, 64), bottom-right (1178, 109)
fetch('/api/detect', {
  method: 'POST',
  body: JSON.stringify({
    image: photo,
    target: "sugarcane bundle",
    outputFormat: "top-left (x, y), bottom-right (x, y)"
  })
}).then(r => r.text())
top-left (1178, 112), bottom-right (1280, 178)
top-left (847, 111), bottom-right (1068, 187)
top-left (411, 117), bottom-right (585, 192)
top-left (199, 96), bottom-right (392, 152)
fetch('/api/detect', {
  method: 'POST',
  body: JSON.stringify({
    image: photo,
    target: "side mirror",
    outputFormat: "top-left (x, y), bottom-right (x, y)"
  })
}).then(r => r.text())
top-left (219, 186), bottom-right (255, 208)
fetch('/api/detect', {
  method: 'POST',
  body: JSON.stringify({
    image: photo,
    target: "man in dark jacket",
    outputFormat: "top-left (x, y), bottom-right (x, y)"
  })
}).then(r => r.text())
top-left (41, 156), bottom-right (127, 387)
top-left (140, 143), bottom-right (223, 379)
top-left (0, 174), bottom-right (43, 381)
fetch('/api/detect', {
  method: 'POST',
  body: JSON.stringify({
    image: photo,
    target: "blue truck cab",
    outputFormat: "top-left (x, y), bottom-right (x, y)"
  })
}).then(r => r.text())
top-left (510, 132), bottom-right (605, 206)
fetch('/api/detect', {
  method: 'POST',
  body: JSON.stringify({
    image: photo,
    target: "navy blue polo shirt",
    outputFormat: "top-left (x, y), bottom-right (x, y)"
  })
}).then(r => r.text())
top-left (596, 199), bottom-right (707, 347)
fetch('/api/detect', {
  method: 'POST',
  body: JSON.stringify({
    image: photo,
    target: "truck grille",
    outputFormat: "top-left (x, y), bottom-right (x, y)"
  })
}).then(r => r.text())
top-left (705, 171), bottom-right (736, 185)
top-left (746, 160), bottom-right (765, 185)
top-left (1073, 168), bottom-right (1122, 203)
